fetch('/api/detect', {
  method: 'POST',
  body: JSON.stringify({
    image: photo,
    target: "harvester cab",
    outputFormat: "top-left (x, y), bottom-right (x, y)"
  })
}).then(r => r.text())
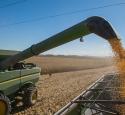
top-left (0, 16), bottom-right (118, 115)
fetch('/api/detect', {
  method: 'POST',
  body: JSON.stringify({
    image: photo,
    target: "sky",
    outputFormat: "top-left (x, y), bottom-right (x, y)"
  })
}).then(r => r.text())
top-left (0, 0), bottom-right (125, 56)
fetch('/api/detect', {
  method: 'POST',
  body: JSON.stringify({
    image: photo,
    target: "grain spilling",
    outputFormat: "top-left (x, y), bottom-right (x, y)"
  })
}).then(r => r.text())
top-left (109, 38), bottom-right (125, 114)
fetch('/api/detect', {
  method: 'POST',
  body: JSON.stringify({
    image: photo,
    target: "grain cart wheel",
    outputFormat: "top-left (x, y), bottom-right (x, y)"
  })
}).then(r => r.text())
top-left (23, 86), bottom-right (37, 107)
top-left (0, 94), bottom-right (11, 115)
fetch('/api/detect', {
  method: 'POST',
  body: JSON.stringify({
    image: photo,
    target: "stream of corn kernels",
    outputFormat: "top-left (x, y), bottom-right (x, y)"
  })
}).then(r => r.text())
top-left (108, 38), bottom-right (125, 114)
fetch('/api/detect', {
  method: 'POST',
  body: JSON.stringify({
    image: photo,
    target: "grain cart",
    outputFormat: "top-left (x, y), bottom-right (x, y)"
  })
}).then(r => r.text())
top-left (0, 16), bottom-right (118, 115)
top-left (55, 73), bottom-right (125, 115)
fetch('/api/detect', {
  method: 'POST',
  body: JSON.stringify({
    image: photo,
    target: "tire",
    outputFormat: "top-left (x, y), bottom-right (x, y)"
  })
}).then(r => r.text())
top-left (23, 86), bottom-right (38, 107)
top-left (0, 94), bottom-right (11, 115)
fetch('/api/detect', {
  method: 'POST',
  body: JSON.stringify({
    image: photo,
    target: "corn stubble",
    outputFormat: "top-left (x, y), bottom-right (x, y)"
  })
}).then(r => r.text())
top-left (109, 38), bottom-right (125, 114)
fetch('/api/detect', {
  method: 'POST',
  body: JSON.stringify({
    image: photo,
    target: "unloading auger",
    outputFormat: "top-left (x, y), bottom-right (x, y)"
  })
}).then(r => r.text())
top-left (0, 16), bottom-right (118, 70)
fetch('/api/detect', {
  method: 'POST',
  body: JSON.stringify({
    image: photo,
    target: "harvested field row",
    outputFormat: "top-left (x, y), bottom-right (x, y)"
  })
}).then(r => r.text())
top-left (13, 66), bottom-right (115, 115)
top-left (26, 56), bottom-right (114, 74)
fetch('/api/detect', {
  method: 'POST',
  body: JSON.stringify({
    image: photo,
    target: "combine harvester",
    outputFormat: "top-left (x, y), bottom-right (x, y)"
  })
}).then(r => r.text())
top-left (0, 16), bottom-right (124, 115)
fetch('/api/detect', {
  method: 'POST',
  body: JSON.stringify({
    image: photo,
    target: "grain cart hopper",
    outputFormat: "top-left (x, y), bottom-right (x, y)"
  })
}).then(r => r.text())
top-left (55, 73), bottom-right (125, 115)
top-left (0, 16), bottom-right (118, 115)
